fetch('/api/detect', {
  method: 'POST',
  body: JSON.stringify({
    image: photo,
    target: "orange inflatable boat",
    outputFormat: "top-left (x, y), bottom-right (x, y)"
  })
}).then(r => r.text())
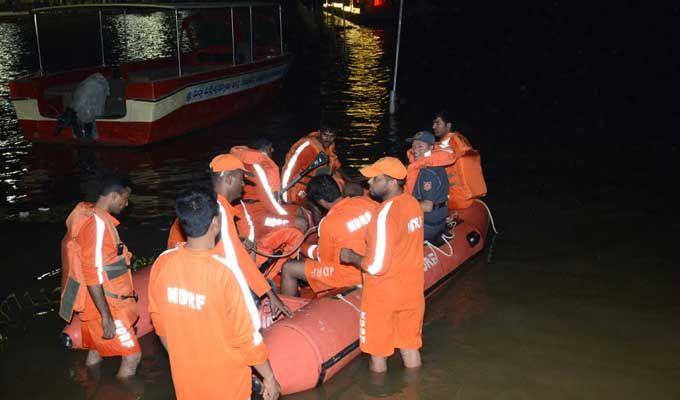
top-left (61, 200), bottom-right (490, 395)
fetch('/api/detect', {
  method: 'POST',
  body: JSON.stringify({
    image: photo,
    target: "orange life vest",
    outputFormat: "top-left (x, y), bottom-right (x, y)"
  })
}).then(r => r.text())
top-left (439, 131), bottom-right (487, 209)
top-left (229, 146), bottom-right (287, 215)
top-left (404, 148), bottom-right (458, 195)
top-left (59, 202), bottom-right (133, 322)
top-left (281, 132), bottom-right (345, 204)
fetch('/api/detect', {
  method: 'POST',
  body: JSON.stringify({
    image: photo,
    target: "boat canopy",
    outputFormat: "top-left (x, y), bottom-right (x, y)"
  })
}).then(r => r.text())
top-left (31, 2), bottom-right (281, 14)
top-left (29, 2), bottom-right (285, 77)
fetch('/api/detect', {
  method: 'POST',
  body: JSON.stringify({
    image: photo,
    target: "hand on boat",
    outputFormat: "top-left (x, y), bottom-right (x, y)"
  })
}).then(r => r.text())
top-left (268, 291), bottom-right (293, 318)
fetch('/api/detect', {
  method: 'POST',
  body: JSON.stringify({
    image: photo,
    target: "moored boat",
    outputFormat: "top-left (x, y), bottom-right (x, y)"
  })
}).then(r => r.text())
top-left (61, 200), bottom-right (490, 395)
top-left (9, 3), bottom-right (291, 146)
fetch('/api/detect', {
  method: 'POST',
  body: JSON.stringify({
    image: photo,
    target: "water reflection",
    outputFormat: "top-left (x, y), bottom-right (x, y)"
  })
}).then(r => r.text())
top-left (321, 13), bottom-right (395, 168)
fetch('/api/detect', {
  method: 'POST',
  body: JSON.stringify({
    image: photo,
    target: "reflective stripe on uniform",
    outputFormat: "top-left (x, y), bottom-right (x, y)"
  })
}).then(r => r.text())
top-left (252, 163), bottom-right (288, 216)
top-left (306, 244), bottom-right (317, 259)
top-left (217, 203), bottom-right (263, 345)
top-left (94, 214), bottom-right (106, 284)
top-left (281, 140), bottom-right (311, 202)
top-left (366, 201), bottom-right (393, 275)
top-left (240, 201), bottom-right (256, 242)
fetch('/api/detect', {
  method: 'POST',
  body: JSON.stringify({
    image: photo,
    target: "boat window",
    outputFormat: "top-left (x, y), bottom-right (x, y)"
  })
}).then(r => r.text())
top-left (253, 5), bottom-right (282, 61)
top-left (180, 11), bottom-right (234, 65)
top-left (36, 10), bottom-right (105, 73)
top-left (232, 7), bottom-right (253, 65)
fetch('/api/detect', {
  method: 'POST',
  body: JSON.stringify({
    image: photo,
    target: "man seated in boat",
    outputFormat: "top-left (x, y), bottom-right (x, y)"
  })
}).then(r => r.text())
top-left (230, 137), bottom-right (288, 216)
top-left (148, 187), bottom-right (281, 400)
top-left (404, 131), bottom-right (450, 245)
top-left (339, 157), bottom-right (425, 373)
top-left (280, 175), bottom-right (378, 296)
top-left (431, 110), bottom-right (488, 210)
top-left (280, 126), bottom-right (352, 205)
top-left (166, 154), bottom-right (292, 319)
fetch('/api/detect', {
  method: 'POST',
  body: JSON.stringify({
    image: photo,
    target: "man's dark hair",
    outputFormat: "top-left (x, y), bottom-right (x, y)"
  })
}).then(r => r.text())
top-left (319, 125), bottom-right (336, 135)
top-left (98, 173), bottom-right (132, 197)
top-left (248, 137), bottom-right (273, 151)
top-left (434, 110), bottom-right (453, 126)
top-left (307, 175), bottom-right (341, 204)
top-left (175, 187), bottom-right (219, 238)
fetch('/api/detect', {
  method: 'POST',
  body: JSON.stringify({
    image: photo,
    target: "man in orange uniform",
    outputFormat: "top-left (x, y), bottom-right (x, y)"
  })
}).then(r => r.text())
top-left (230, 137), bottom-right (289, 216)
top-left (148, 187), bottom-right (280, 400)
top-left (280, 175), bottom-right (378, 296)
top-left (280, 127), bottom-right (347, 205)
top-left (62, 175), bottom-right (141, 378)
top-left (432, 110), bottom-right (487, 209)
top-left (340, 157), bottom-right (425, 373)
top-left (166, 154), bottom-right (292, 318)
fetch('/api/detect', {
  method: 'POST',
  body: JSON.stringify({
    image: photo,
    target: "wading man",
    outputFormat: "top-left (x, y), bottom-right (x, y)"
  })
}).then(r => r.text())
top-left (340, 157), bottom-right (425, 373)
top-left (149, 187), bottom-right (280, 400)
top-left (59, 174), bottom-right (140, 378)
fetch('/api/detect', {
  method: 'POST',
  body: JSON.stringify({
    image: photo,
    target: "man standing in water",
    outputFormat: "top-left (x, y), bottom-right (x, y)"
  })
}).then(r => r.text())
top-left (340, 157), bottom-right (425, 373)
top-left (59, 174), bottom-right (140, 378)
top-left (149, 187), bottom-right (280, 400)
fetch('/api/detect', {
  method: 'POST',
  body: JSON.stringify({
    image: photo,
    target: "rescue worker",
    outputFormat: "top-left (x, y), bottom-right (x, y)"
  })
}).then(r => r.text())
top-left (166, 154), bottom-right (292, 319)
top-left (230, 137), bottom-right (288, 216)
top-left (431, 111), bottom-right (487, 209)
top-left (148, 187), bottom-right (280, 400)
top-left (280, 175), bottom-right (378, 296)
top-left (59, 174), bottom-right (140, 378)
top-left (280, 127), bottom-right (349, 205)
top-left (339, 157), bottom-right (425, 373)
top-left (405, 131), bottom-right (450, 244)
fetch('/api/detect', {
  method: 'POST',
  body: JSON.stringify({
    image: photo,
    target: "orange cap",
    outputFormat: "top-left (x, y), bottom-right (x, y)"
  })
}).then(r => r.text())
top-left (209, 154), bottom-right (246, 173)
top-left (359, 157), bottom-right (407, 179)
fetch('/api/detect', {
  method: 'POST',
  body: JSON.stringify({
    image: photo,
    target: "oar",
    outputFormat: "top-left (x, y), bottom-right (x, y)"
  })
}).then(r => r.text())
top-left (280, 151), bottom-right (329, 197)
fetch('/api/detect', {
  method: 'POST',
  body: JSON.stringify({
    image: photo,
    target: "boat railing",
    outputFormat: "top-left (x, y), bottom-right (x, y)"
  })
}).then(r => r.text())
top-left (29, 2), bottom-right (287, 78)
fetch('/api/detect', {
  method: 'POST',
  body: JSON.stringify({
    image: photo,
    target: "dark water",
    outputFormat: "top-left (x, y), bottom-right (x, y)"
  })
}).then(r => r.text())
top-left (2, 2), bottom-right (680, 399)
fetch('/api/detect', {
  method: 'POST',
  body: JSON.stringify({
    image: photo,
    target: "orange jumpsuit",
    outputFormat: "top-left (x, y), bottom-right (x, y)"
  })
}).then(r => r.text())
top-left (76, 205), bottom-right (139, 356)
top-left (438, 131), bottom-right (487, 209)
top-left (281, 132), bottom-right (344, 205)
top-left (166, 196), bottom-right (271, 297)
top-left (304, 196), bottom-right (378, 293)
top-left (148, 245), bottom-right (268, 400)
top-left (359, 193), bottom-right (425, 357)
top-left (229, 146), bottom-right (288, 216)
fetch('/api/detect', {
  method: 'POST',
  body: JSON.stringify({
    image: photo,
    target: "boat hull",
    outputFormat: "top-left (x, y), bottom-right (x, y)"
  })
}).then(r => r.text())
top-left (11, 58), bottom-right (291, 146)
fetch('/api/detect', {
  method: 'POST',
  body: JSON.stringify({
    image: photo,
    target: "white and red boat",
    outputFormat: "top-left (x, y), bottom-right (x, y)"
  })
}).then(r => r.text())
top-left (9, 3), bottom-right (291, 146)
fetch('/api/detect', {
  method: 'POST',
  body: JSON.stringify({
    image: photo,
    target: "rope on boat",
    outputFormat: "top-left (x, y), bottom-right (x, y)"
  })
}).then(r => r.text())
top-left (424, 233), bottom-right (455, 258)
top-left (334, 293), bottom-right (361, 314)
top-left (475, 199), bottom-right (499, 235)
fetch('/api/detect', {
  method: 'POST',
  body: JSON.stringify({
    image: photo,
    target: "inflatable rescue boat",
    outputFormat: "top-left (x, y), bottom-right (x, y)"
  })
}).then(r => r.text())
top-left (61, 200), bottom-right (490, 395)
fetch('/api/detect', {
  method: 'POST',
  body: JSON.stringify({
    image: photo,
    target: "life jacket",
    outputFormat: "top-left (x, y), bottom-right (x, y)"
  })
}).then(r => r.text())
top-left (255, 227), bottom-right (305, 279)
top-left (439, 131), bottom-right (487, 208)
top-left (234, 201), bottom-right (312, 242)
top-left (59, 202), bottom-right (133, 322)
top-left (229, 146), bottom-right (288, 216)
top-left (405, 148), bottom-right (457, 195)
top-left (281, 132), bottom-right (345, 204)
